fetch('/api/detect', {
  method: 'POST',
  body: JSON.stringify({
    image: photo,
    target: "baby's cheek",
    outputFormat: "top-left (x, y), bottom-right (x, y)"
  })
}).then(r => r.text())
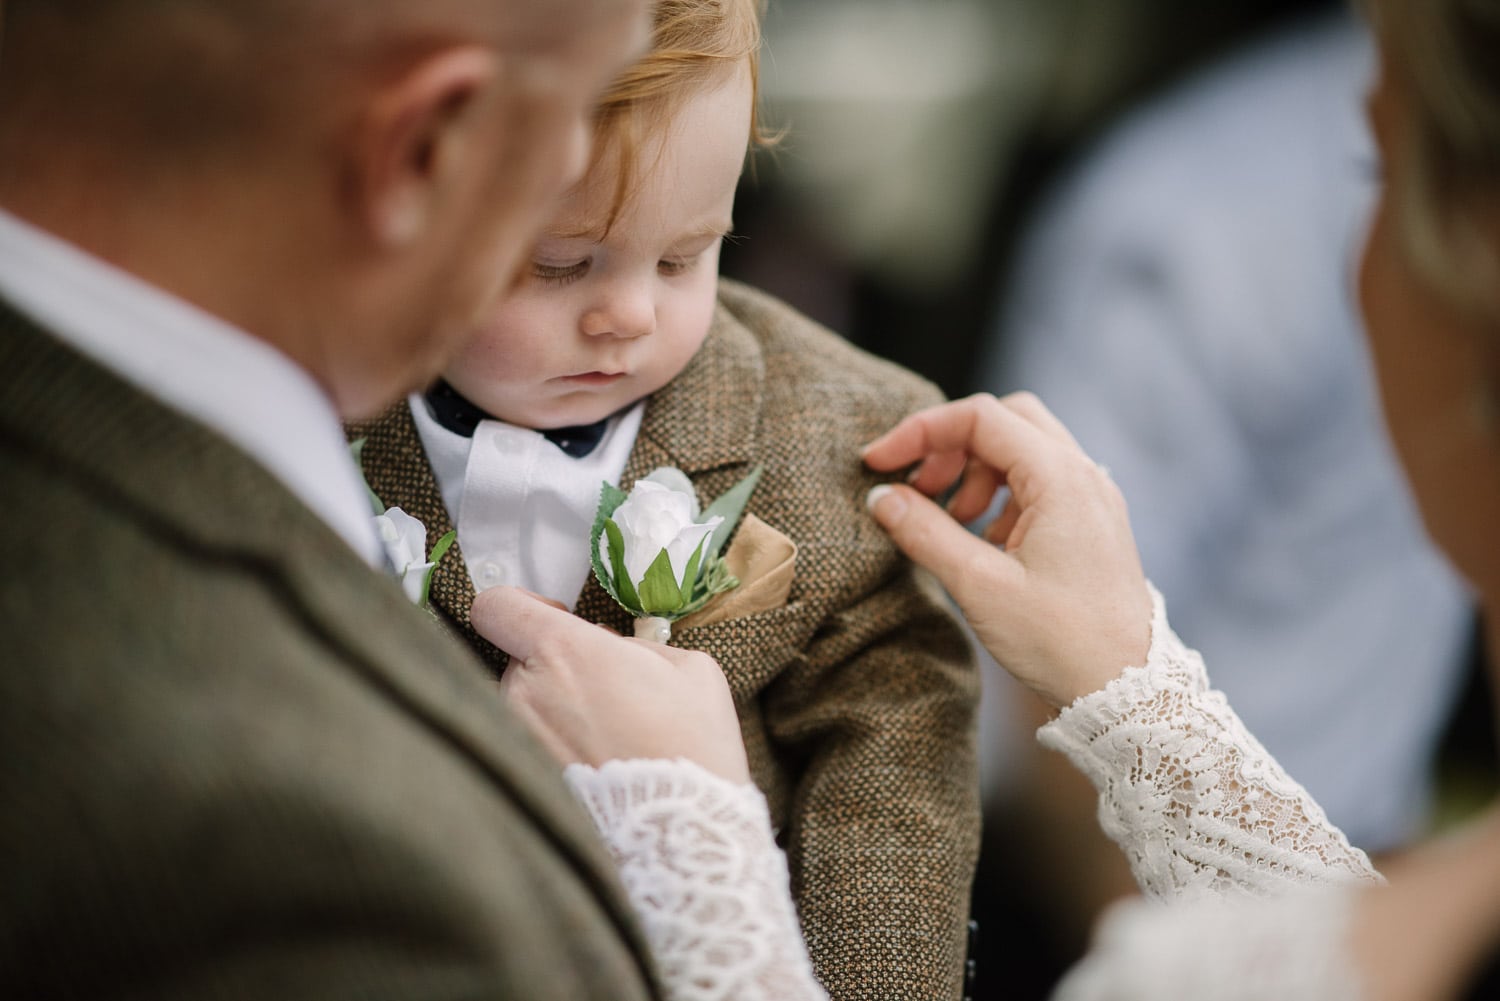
top-left (660, 320), bottom-right (712, 388)
top-left (466, 312), bottom-right (550, 370)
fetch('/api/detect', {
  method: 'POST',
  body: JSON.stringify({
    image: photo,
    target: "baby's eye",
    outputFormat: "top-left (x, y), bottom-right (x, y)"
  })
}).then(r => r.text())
top-left (657, 255), bottom-right (694, 277)
top-left (532, 260), bottom-right (589, 285)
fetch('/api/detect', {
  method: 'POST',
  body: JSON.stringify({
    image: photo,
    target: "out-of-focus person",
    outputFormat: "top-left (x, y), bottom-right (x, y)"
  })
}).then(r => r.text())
top-left (861, 0), bottom-right (1500, 993)
top-left (985, 6), bottom-right (1472, 862)
top-left (0, 1), bottom-right (680, 997)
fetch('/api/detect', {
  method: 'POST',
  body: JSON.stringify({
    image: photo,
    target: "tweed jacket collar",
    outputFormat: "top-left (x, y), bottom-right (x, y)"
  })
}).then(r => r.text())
top-left (0, 297), bottom-right (655, 977)
top-left (350, 290), bottom-right (767, 665)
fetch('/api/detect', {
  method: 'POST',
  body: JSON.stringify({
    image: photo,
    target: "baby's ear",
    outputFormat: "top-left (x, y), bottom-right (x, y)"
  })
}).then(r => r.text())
top-left (344, 47), bottom-right (500, 248)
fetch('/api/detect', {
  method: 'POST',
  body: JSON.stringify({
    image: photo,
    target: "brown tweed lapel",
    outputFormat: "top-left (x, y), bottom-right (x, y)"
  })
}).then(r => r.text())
top-left (574, 288), bottom-right (766, 631)
top-left (628, 289), bottom-right (763, 479)
top-left (346, 403), bottom-right (506, 674)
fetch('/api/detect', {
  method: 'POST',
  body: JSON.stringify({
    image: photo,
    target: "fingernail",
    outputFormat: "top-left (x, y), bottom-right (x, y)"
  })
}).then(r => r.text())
top-left (866, 484), bottom-right (906, 520)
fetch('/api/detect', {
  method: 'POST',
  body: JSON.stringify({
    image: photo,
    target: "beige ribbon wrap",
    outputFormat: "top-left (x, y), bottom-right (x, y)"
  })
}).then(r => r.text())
top-left (676, 513), bottom-right (796, 630)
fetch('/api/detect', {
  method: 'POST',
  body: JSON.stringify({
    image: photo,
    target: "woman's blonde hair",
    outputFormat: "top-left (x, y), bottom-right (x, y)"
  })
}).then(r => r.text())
top-left (1365, 0), bottom-right (1500, 324)
top-left (587, 0), bottom-right (774, 234)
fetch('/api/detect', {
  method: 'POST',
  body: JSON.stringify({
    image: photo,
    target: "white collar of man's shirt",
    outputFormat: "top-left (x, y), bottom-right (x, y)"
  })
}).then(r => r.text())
top-left (410, 394), bottom-right (644, 608)
top-left (0, 208), bottom-right (384, 566)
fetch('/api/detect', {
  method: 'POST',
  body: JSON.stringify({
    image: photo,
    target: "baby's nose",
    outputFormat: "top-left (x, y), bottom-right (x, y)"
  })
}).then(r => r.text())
top-left (581, 282), bottom-right (655, 339)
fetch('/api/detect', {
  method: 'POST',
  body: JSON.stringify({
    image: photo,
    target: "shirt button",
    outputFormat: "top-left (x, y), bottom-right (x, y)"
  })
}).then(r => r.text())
top-left (479, 562), bottom-right (505, 587)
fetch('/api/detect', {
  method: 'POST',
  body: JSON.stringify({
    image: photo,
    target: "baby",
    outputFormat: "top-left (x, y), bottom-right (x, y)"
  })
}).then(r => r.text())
top-left (351, 2), bottom-right (980, 996)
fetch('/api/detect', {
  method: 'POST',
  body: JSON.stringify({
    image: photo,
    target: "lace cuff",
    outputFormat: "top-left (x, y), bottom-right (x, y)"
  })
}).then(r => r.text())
top-left (563, 758), bottom-right (828, 1001)
top-left (1054, 885), bottom-right (1366, 1001)
top-left (1038, 585), bottom-right (1381, 899)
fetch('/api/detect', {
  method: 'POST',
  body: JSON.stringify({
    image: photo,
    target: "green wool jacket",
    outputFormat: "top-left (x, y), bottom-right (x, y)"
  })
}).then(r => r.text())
top-left (0, 297), bottom-right (663, 1000)
top-left (352, 278), bottom-right (983, 1001)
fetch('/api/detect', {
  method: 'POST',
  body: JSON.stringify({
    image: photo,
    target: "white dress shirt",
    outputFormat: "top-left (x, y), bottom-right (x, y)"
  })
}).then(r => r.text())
top-left (412, 395), bottom-right (644, 609)
top-left (0, 208), bottom-right (384, 567)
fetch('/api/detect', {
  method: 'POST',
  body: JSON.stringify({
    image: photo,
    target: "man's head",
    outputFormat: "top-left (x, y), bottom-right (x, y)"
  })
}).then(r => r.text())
top-left (440, 0), bottom-right (770, 430)
top-left (0, 0), bottom-right (651, 418)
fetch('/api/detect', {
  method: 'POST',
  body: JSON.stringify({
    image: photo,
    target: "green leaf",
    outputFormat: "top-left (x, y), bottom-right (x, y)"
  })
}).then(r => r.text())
top-left (349, 438), bottom-right (387, 516)
top-left (595, 481), bottom-right (630, 523)
top-left (681, 539), bottom-right (704, 594)
top-left (427, 528), bottom-right (457, 566)
top-left (417, 531), bottom-right (455, 608)
top-left (701, 465), bottom-right (763, 561)
top-left (637, 548), bottom-right (683, 615)
top-left (603, 518), bottom-right (641, 613)
top-left (677, 554), bottom-right (740, 616)
top-left (590, 482), bottom-right (632, 605)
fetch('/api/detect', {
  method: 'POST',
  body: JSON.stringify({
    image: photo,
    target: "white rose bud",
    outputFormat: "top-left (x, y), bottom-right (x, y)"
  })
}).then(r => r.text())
top-left (602, 478), bottom-right (723, 607)
top-left (375, 506), bottom-right (435, 604)
top-left (589, 463), bottom-right (760, 640)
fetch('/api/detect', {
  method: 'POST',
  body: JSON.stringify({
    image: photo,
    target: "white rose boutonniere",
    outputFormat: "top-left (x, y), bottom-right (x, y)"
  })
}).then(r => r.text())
top-left (353, 439), bottom-right (455, 608)
top-left (374, 506), bottom-right (451, 605)
top-left (592, 465), bottom-right (762, 643)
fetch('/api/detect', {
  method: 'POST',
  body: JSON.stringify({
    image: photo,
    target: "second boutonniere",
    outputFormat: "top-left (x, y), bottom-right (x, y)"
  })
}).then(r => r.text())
top-left (352, 438), bottom-right (455, 608)
top-left (592, 465), bottom-right (763, 644)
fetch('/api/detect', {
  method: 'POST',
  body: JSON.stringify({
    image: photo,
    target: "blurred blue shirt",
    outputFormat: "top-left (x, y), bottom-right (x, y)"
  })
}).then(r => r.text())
top-left (988, 10), bottom-right (1473, 853)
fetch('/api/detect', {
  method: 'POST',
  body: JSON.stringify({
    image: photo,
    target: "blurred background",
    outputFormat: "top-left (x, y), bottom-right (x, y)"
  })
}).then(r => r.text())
top-left (726, 0), bottom-right (1337, 397)
top-left (721, 1), bottom-right (1498, 998)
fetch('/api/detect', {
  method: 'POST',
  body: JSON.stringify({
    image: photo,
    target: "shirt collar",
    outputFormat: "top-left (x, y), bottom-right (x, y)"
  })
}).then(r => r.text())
top-left (0, 208), bottom-right (384, 566)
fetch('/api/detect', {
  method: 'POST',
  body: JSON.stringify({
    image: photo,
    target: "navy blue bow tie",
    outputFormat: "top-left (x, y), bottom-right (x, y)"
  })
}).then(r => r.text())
top-left (424, 381), bottom-right (610, 459)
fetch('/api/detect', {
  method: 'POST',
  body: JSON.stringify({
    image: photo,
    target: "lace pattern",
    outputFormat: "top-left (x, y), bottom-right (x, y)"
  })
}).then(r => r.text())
top-left (1053, 887), bottom-right (1366, 1001)
top-left (1038, 585), bottom-right (1382, 899)
top-left (564, 759), bottom-right (828, 1001)
top-left (566, 587), bottom-right (1384, 1001)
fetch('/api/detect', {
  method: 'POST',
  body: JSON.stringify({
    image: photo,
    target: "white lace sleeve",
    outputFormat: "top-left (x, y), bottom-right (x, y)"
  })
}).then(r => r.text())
top-left (1038, 585), bottom-right (1383, 899)
top-left (1053, 886), bottom-right (1367, 1001)
top-left (563, 758), bottom-right (829, 1001)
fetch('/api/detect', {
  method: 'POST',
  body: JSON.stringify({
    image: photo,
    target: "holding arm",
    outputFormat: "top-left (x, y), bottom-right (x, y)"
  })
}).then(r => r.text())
top-left (861, 392), bottom-right (1379, 897)
top-left (862, 393), bottom-right (1500, 1001)
top-left (473, 587), bottom-right (829, 1001)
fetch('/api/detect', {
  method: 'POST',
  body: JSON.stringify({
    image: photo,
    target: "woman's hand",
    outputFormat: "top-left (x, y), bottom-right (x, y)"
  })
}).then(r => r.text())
top-left (862, 392), bottom-right (1152, 709)
top-left (471, 587), bottom-right (751, 784)
top-left (1349, 806), bottom-right (1500, 1001)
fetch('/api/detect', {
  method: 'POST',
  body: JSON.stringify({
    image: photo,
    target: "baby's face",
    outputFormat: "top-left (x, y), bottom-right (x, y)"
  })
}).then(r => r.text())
top-left (443, 62), bottom-right (753, 430)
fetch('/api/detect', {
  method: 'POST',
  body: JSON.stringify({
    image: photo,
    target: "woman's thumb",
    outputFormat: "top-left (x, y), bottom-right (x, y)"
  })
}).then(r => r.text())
top-left (866, 484), bottom-right (1017, 599)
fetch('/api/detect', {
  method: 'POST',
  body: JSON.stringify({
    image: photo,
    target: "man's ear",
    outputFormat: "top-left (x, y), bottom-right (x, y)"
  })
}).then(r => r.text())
top-left (347, 46), bottom-right (500, 248)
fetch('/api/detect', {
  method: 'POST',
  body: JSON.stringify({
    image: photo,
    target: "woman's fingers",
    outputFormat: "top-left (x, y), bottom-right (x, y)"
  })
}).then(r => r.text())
top-left (906, 449), bottom-right (970, 497)
top-left (863, 394), bottom-right (1051, 478)
top-left (864, 392), bottom-right (1097, 543)
top-left (867, 483), bottom-right (1023, 600)
top-left (1001, 390), bottom-right (1081, 448)
top-left (984, 494), bottom-right (1023, 547)
top-left (865, 393), bottom-right (1153, 709)
top-left (945, 457), bottom-right (1005, 524)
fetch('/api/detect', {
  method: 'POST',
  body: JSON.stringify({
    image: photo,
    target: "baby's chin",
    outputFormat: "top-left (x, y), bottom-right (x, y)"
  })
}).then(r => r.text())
top-left (497, 391), bottom-right (644, 432)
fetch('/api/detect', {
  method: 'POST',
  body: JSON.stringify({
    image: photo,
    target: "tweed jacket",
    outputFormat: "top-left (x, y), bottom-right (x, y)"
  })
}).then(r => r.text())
top-left (0, 298), bottom-right (663, 1000)
top-left (351, 278), bottom-right (983, 1001)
